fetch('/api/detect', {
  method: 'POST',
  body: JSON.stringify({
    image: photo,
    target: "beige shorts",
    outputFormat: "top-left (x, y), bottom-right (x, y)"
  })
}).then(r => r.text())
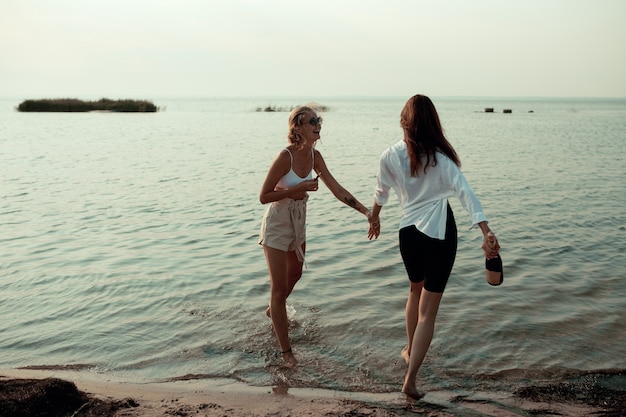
top-left (259, 196), bottom-right (307, 262)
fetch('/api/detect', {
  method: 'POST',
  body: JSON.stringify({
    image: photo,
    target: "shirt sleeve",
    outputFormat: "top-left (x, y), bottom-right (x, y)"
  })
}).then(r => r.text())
top-left (446, 160), bottom-right (488, 228)
top-left (374, 148), bottom-right (394, 206)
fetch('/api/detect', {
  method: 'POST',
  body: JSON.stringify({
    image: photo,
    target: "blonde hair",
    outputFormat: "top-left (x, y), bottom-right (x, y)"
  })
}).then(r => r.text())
top-left (287, 106), bottom-right (315, 148)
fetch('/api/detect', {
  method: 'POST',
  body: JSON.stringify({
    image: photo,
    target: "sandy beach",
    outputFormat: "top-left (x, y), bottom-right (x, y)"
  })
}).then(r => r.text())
top-left (2, 368), bottom-right (622, 417)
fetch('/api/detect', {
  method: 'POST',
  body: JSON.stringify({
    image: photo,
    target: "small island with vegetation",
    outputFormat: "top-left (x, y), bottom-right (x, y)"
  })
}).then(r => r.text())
top-left (255, 102), bottom-right (329, 113)
top-left (17, 98), bottom-right (159, 112)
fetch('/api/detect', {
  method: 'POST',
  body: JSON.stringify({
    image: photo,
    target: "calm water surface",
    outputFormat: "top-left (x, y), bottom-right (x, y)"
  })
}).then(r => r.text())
top-left (1, 96), bottom-right (625, 396)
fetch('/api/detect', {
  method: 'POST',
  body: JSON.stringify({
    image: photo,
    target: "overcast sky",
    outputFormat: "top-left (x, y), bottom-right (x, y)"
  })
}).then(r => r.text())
top-left (1, 0), bottom-right (624, 99)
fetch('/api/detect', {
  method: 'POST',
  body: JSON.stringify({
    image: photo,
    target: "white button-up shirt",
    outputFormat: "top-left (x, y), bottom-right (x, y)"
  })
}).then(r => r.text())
top-left (374, 140), bottom-right (488, 239)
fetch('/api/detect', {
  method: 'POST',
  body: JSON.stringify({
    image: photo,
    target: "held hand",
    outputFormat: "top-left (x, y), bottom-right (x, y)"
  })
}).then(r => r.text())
top-left (286, 180), bottom-right (314, 200)
top-left (482, 231), bottom-right (500, 259)
top-left (301, 179), bottom-right (319, 192)
top-left (291, 179), bottom-right (319, 199)
top-left (368, 215), bottom-right (380, 240)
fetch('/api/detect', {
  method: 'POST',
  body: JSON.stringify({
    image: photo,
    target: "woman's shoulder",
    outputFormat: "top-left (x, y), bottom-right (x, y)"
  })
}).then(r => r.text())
top-left (277, 147), bottom-right (293, 157)
top-left (272, 148), bottom-right (292, 166)
top-left (435, 152), bottom-right (463, 177)
top-left (381, 140), bottom-right (406, 158)
top-left (434, 152), bottom-right (450, 166)
top-left (312, 148), bottom-right (324, 159)
top-left (436, 151), bottom-right (460, 167)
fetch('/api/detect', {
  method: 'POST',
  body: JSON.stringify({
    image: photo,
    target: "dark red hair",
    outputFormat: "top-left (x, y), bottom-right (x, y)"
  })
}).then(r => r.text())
top-left (401, 94), bottom-right (460, 176)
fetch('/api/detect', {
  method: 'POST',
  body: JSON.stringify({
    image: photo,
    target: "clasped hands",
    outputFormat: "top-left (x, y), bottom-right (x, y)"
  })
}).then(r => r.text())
top-left (367, 212), bottom-right (380, 240)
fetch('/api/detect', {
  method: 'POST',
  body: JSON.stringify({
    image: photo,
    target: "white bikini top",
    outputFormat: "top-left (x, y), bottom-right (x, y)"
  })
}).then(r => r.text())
top-left (276, 148), bottom-right (314, 189)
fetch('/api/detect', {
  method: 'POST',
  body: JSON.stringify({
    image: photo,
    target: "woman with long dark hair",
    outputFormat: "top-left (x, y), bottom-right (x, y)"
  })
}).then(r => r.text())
top-left (368, 94), bottom-right (500, 398)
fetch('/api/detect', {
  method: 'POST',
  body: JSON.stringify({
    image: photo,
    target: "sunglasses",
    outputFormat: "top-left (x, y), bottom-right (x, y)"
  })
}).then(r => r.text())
top-left (308, 116), bottom-right (323, 126)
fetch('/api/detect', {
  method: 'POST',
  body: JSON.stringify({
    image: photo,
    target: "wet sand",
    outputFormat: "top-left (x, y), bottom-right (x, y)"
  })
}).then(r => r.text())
top-left (1, 368), bottom-right (623, 416)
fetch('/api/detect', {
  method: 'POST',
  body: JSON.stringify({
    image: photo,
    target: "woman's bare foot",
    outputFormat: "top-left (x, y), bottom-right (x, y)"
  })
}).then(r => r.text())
top-left (281, 348), bottom-right (297, 369)
top-left (401, 346), bottom-right (410, 364)
top-left (401, 374), bottom-right (424, 400)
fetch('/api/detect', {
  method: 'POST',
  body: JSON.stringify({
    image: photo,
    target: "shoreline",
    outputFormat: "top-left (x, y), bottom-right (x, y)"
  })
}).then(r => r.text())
top-left (1, 368), bottom-right (617, 416)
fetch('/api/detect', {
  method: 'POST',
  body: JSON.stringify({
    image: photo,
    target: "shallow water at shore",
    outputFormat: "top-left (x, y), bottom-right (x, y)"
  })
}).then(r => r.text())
top-left (1, 96), bottom-right (625, 399)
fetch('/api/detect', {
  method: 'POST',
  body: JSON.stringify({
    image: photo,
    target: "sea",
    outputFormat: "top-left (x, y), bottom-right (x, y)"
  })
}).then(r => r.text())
top-left (1, 96), bottom-right (625, 402)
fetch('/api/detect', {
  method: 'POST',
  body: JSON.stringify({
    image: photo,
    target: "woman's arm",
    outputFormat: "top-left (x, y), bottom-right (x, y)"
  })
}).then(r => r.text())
top-left (314, 151), bottom-right (371, 217)
top-left (444, 159), bottom-right (500, 258)
top-left (259, 150), bottom-right (319, 204)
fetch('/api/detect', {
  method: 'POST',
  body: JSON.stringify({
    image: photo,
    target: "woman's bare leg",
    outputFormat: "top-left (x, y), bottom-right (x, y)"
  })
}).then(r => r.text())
top-left (403, 281), bottom-right (422, 363)
top-left (265, 243), bottom-right (305, 317)
top-left (402, 287), bottom-right (443, 399)
top-left (263, 245), bottom-right (303, 368)
top-left (285, 243), bottom-right (304, 298)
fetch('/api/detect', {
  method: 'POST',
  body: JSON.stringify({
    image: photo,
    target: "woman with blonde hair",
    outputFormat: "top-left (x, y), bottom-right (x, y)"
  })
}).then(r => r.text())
top-left (368, 94), bottom-right (500, 398)
top-left (259, 105), bottom-right (372, 367)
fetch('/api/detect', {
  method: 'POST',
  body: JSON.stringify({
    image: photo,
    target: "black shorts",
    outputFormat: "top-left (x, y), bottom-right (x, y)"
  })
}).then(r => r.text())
top-left (398, 204), bottom-right (457, 293)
